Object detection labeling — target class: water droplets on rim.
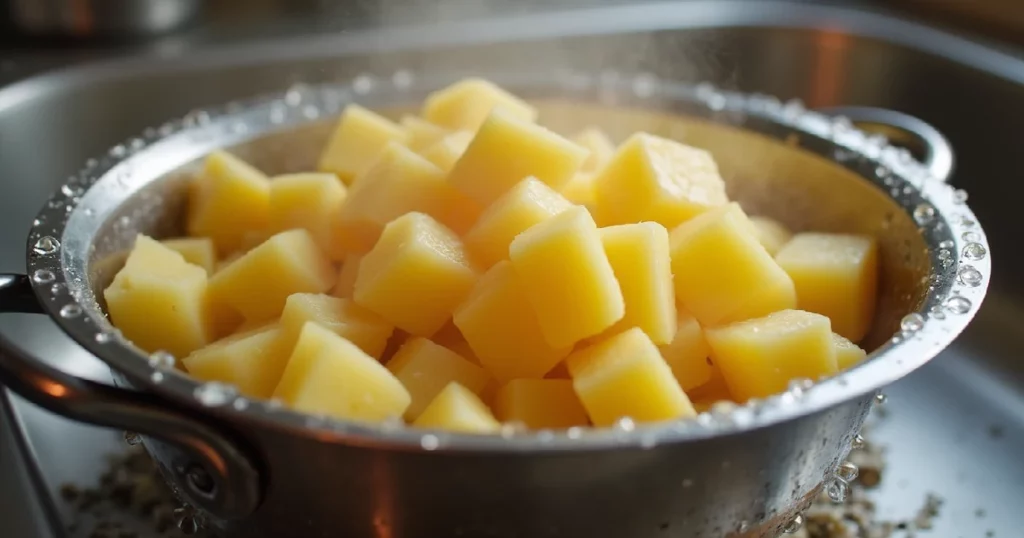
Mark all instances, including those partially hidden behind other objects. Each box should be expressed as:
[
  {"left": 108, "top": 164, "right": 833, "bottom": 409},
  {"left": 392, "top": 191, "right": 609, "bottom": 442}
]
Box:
[
  {"left": 825, "top": 477, "right": 850, "bottom": 503},
  {"left": 963, "top": 242, "right": 987, "bottom": 261},
  {"left": 420, "top": 434, "right": 440, "bottom": 450},
  {"left": 836, "top": 461, "right": 859, "bottom": 481},
  {"left": 945, "top": 295, "right": 972, "bottom": 314},
  {"left": 32, "top": 236, "right": 60, "bottom": 255},
  {"left": 59, "top": 303, "right": 82, "bottom": 319},
  {"left": 783, "top": 514, "right": 804, "bottom": 534},
  {"left": 32, "top": 269, "right": 55, "bottom": 284},
  {"left": 193, "top": 382, "right": 239, "bottom": 407},
  {"left": 899, "top": 313, "right": 926, "bottom": 333},
  {"left": 913, "top": 203, "right": 936, "bottom": 225},
  {"left": 958, "top": 265, "right": 983, "bottom": 287}
]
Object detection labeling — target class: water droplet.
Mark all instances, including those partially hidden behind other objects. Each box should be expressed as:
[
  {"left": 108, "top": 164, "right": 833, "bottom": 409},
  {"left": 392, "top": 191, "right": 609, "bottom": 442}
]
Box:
[
  {"left": 420, "top": 434, "right": 440, "bottom": 450},
  {"left": 49, "top": 282, "right": 64, "bottom": 295},
  {"left": 95, "top": 332, "right": 113, "bottom": 344},
  {"left": 32, "top": 269, "right": 55, "bottom": 284},
  {"left": 536, "top": 430, "right": 556, "bottom": 443},
  {"left": 939, "top": 239, "right": 955, "bottom": 249},
  {"left": 837, "top": 461, "right": 859, "bottom": 481},
  {"left": 352, "top": 75, "right": 374, "bottom": 94},
  {"left": 379, "top": 416, "right": 404, "bottom": 432},
  {"left": 302, "top": 105, "right": 320, "bottom": 120},
  {"left": 851, "top": 434, "right": 865, "bottom": 450},
  {"left": 60, "top": 184, "right": 83, "bottom": 198},
  {"left": 900, "top": 313, "right": 925, "bottom": 332},
  {"left": 109, "top": 145, "right": 127, "bottom": 158},
  {"left": 875, "top": 393, "right": 887, "bottom": 405},
  {"left": 124, "top": 431, "right": 141, "bottom": 446},
  {"left": 737, "top": 520, "right": 750, "bottom": 533},
  {"left": 117, "top": 215, "right": 131, "bottom": 228},
  {"left": 269, "top": 105, "right": 286, "bottom": 124},
  {"left": 499, "top": 422, "right": 525, "bottom": 439},
  {"left": 151, "top": 371, "right": 165, "bottom": 383},
  {"left": 952, "top": 189, "right": 968, "bottom": 204},
  {"left": 929, "top": 305, "right": 946, "bottom": 320},
  {"left": 958, "top": 215, "right": 976, "bottom": 227},
  {"left": 710, "top": 401, "right": 738, "bottom": 416},
  {"left": 391, "top": 70, "right": 413, "bottom": 89},
  {"left": 184, "top": 110, "right": 211, "bottom": 126},
  {"left": 33, "top": 236, "right": 60, "bottom": 255},
  {"left": 59, "top": 304, "right": 82, "bottom": 318},
  {"left": 963, "top": 242, "right": 987, "bottom": 260},
  {"left": 566, "top": 426, "right": 584, "bottom": 440},
  {"left": 193, "top": 382, "right": 238, "bottom": 407},
  {"left": 265, "top": 398, "right": 284, "bottom": 410},
  {"left": 284, "top": 84, "right": 305, "bottom": 106},
  {"left": 913, "top": 204, "right": 935, "bottom": 225},
  {"left": 962, "top": 231, "right": 980, "bottom": 242},
  {"left": 148, "top": 350, "right": 176, "bottom": 369},
  {"left": 614, "top": 416, "right": 636, "bottom": 432},
  {"left": 232, "top": 398, "right": 249, "bottom": 411},
  {"left": 945, "top": 295, "right": 972, "bottom": 314},
  {"left": 826, "top": 478, "right": 849, "bottom": 503},
  {"left": 783, "top": 514, "right": 804, "bottom": 534},
  {"left": 958, "top": 265, "right": 983, "bottom": 287}
]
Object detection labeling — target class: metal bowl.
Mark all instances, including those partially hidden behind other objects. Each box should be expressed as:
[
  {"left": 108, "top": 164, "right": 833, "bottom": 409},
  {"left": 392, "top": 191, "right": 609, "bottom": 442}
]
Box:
[{"left": 0, "top": 71, "right": 990, "bottom": 538}]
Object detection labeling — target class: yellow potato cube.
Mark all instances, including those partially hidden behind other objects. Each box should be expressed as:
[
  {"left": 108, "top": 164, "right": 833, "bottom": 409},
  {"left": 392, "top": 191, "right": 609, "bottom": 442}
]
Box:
[
  {"left": 354, "top": 212, "right": 478, "bottom": 337},
  {"left": 208, "top": 229, "right": 336, "bottom": 323},
  {"left": 380, "top": 330, "right": 410, "bottom": 364},
  {"left": 658, "top": 310, "right": 713, "bottom": 391},
  {"left": 705, "top": 309, "right": 838, "bottom": 402},
  {"left": 463, "top": 177, "right": 573, "bottom": 269},
  {"left": 401, "top": 115, "right": 449, "bottom": 151},
  {"left": 687, "top": 367, "right": 734, "bottom": 404},
  {"left": 186, "top": 150, "right": 271, "bottom": 254},
  {"left": 422, "top": 78, "right": 537, "bottom": 132},
  {"left": 566, "top": 327, "right": 695, "bottom": 426},
  {"left": 669, "top": 203, "right": 796, "bottom": 327},
  {"left": 430, "top": 321, "right": 481, "bottom": 364},
  {"left": 104, "top": 235, "right": 211, "bottom": 358},
  {"left": 331, "top": 254, "right": 362, "bottom": 299},
  {"left": 182, "top": 324, "right": 289, "bottom": 399},
  {"left": 453, "top": 261, "right": 571, "bottom": 381},
  {"left": 749, "top": 216, "right": 792, "bottom": 256},
  {"left": 421, "top": 130, "right": 473, "bottom": 172},
  {"left": 318, "top": 104, "right": 406, "bottom": 184},
  {"left": 509, "top": 206, "right": 624, "bottom": 348},
  {"left": 572, "top": 128, "right": 615, "bottom": 173},
  {"left": 386, "top": 337, "right": 490, "bottom": 420},
  {"left": 448, "top": 110, "right": 588, "bottom": 208},
  {"left": 268, "top": 173, "right": 347, "bottom": 253},
  {"left": 598, "top": 223, "right": 676, "bottom": 345},
  {"left": 561, "top": 173, "right": 596, "bottom": 208},
  {"left": 593, "top": 133, "right": 728, "bottom": 229},
  {"left": 775, "top": 233, "right": 879, "bottom": 343},
  {"left": 413, "top": 381, "right": 501, "bottom": 434},
  {"left": 545, "top": 361, "right": 571, "bottom": 379},
  {"left": 280, "top": 293, "right": 393, "bottom": 359},
  {"left": 833, "top": 333, "right": 868, "bottom": 370},
  {"left": 274, "top": 322, "right": 410, "bottom": 422},
  {"left": 493, "top": 379, "right": 589, "bottom": 429},
  {"left": 161, "top": 237, "right": 216, "bottom": 274}
]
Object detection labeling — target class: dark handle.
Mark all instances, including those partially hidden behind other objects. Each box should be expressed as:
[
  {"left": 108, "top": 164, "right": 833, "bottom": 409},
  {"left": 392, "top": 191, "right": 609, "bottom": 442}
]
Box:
[{"left": 0, "top": 273, "right": 262, "bottom": 520}]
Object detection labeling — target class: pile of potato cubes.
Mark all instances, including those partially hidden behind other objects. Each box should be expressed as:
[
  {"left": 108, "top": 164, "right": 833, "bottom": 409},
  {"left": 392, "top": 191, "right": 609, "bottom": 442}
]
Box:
[{"left": 103, "top": 78, "right": 877, "bottom": 434}]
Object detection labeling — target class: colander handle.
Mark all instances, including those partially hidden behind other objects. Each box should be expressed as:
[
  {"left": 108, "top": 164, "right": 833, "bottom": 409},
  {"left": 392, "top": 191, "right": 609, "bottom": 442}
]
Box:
[{"left": 0, "top": 273, "right": 262, "bottom": 521}]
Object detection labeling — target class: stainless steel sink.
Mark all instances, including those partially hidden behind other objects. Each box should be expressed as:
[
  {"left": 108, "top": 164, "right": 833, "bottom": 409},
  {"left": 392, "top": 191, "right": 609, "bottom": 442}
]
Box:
[{"left": 0, "top": 2, "right": 1022, "bottom": 537}]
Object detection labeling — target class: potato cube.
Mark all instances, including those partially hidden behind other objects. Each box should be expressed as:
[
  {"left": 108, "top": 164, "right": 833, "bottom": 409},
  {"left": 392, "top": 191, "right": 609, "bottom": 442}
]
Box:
[
  {"left": 386, "top": 337, "right": 490, "bottom": 420},
  {"left": 273, "top": 322, "right": 410, "bottom": 422},
  {"left": 593, "top": 133, "right": 728, "bottom": 229},
  {"left": 104, "top": 235, "right": 212, "bottom": 358},
  {"left": 268, "top": 173, "right": 347, "bottom": 253},
  {"left": 354, "top": 212, "right": 478, "bottom": 336},
  {"left": 401, "top": 115, "right": 449, "bottom": 151},
  {"left": 161, "top": 237, "right": 216, "bottom": 274},
  {"left": 775, "top": 233, "right": 879, "bottom": 342},
  {"left": 430, "top": 321, "right": 480, "bottom": 363},
  {"left": 380, "top": 330, "right": 410, "bottom": 364},
  {"left": 545, "top": 361, "right": 571, "bottom": 379},
  {"left": 186, "top": 150, "right": 271, "bottom": 254},
  {"left": 658, "top": 310, "right": 713, "bottom": 391},
  {"left": 598, "top": 223, "right": 676, "bottom": 345},
  {"left": 280, "top": 293, "right": 393, "bottom": 359},
  {"left": 493, "top": 379, "right": 589, "bottom": 429},
  {"left": 318, "top": 104, "right": 406, "bottom": 184},
  {"left": 454, "top": 261, "right": 571, "bottom": 381},
  {"left": 331, "top": 254, "right": 362, "bottom": 299},
  {"left": 422, "top": 78, "right": 537, "bottom": 132},
  {"left": 208, "top": 229, "right": 336, "bottom": 323},
  {"left": 509, "top": 206, "right": 624, "bottom": 348},
  {"left": 705, "top": 309, "right": 838, "bottom": 402},
  {"left": 686, "top": 367, "right": 733, "bottom": 404},
  {"left": 566, "top": 327, "right": 695, "bottom": 426},
  {"left": 421, "top": 130, "right": 473, "bottom": 172},
  {"left": 463, "top": 177, "right": 573, "bottom": 269},
  {"left": 833, "top": 333, "right": 867, "bottom": 370},
  {"left": 182, "top": 324, "right": 289, "bottom": 398},
  {"left": 413, "top": 381, "right": 501, "bottom": 434},
  {"left": 572, "top": 128, "right": 614, "bottom": 173},
  {"left": 749, "top": 216, "right": 792, "bottom": 256},
  {"left": 561, "top": 173, "right": 596, "bottom": 208},
  {"left": 669, "top": 203, "right": 796, "bottom": 326},
  {"left": 448, "top": 110, "right": 588, "bottom": 208}
]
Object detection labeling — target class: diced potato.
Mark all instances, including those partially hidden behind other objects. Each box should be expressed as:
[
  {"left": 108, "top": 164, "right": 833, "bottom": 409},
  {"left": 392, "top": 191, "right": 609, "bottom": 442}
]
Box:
[
  {"left": 658, "top": 310, "right": 713, "bottom": 391},
  {"left": 380, "top": 330, "right": 410, "bottom": 363},
  {"left": 775, "top": 233, "right": 879, "bottom": 343},
  {"left": 704, "top": 309, "right": 838, "bottom": 402},
  {"left": 104, "top": 235, "right": 211, "bottom": 358},
  {"left": 205, "top": 295, "right": 245, "bottom": 341},
  {"left": 749, "top": 216, "right": 792, "bottom": 256},
  {"left": 280, "top": 293, "right": 393, "bottom": 359},
  {"left": 833, "top": 333, "right": 867, "bottom": 370},
  {"left": 448, "top": 110, "right": 588, "bottom": 208},
  {"left": 268, "top": 173, "right": 347, "bottom": 253},
  {"left": 598, "top": 223, "right": 676, "bottom": 345},
  {"left": 187, "top": 150, "right": 271, "bottom": 254},
  {"left": 453, "top": 261, "right": 571, "bottom": 381},
  {"left": 161, "top": 237, "right": 216, "bottom": 274},
  {"left": 572, "top": 128, "right": 614, "bottom": 173},
  {"left": 669, "top": 203, "right": 796, "bottom": 326},
  {"left": 274, "top": 322, "right": 411, "bottom": 422},
  {"left": 463, "top": 177, "right": 573, "bottom": 269},
  {"left": 687, "top": 367, "right": 734, "bottom": 404},
  {"left": 318, "top": 104, "right": 406, "bottom": 184},
  {"left": 182, "top": 324, "right": 288, "bottom": 398},
  {"left": 413, "top": 381, "right": 501, "bottom": 433},
  {"left": 566, "top": 327, "right": 695, "bottom": 426},
  {"left": 493, "top": 379, "right": 589, "bottom": 429},
  {"left": 331, "top": 254, "right": 362, "bottom": 299},
  {"left": 401, "top": 115, "right": 449, "bottom": 151},
  {"left": 431, "top": 321, "right": 480, "bottom": 364},
  {"left": 214, "top": 250, "right": 244, "bottom": 274},
  {"left": 208, "top": 229, "right": 336, "bottom": 323},
  {"left": 561, "top": 173, "right": 596, "bottom": 209},
  {"left": 592, "top": 133, "right": 728, "bottom": 229},
  {"left": 386, "top": 337, "right": 490, "bottom": 420},
  {"left": 421, "top": 130, "right": 473, "bottom": 172},
  {"left": 422, "top": 78, "right": 537, "bottom": 132},
  {"left": 354, "top": 212, "right": 478, "bottom": 337},
  {"left": 509, "top": 206, "right": 624, "bottom": 348},
  {"left": 545, "top": 361, "right": 571, "bottom": 379}
]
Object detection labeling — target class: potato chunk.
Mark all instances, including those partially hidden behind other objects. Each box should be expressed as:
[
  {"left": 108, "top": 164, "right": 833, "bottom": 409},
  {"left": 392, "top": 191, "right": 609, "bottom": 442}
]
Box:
[
  {"left": 354, "top": 212, "right": 478, "bottom": 337},
  {"left": 705, "top": 309, "right": 838, "bottom": 402},
  {"left": 387, "top": 337, "right": 490, "bottom": 420},
  {"left": 413, "top": 381, "right": 501, "bottom": 433},
  {"left": 567, "top": 327, "right": 695, "bottom": 426},
  {"left": 401, "top": 115, "right": 449, "bottom": 151},
  {"left": 592, "top": 133, "right": 728, "bottom": 229},
  {"left": 463, "top": 177, "right": 573, "bottom": 269},
  {"left": 161, "top": 237, "right": 216, "bottom": 274},
  {"left": 598, "top": 222, "right": 676, "bottom": 345},
  {"left": 104, "top": 235, "right": 212, "bottom": 358},
  {"left": 669, "top": 203, "right": 796, "bottom": 326},
  {"left": 422, "top": 78, "right": 537, "bottom": 132},
  {"left": 833, "top": 333, "right": 868, "bottom": 370},
  {"left": 658, "top": 310, "right": 713, "bottom": 391},
  {"left": 453, "top": 261, "right": 571, "bottom": 381},
  {"left": 572, "top": 128, "right": 615, "bottom": 174},
  {"left": 775, "top": 233, "right": 879, "bottom": 342},
  {"left": 448, "top": 110, "right": 588, "bottom": 208},
  {"left": 186, "top": 150, "right": 271, "bottom": 254},
  {"left": 509, "top": 206, "right": 624, "bottom": 348},
  {"left": 268, "top": 173, "right": 347, "bottom": 253},
  {"left": 280, "top": 293, "right": 393, "bottom": 359},
  {"left": 182, "top": 324, "right": 288, "bottom": 398},
  {"left": 331, "top": 254, "right": 362, "bottom": 299},
  {"left": 749, "top": 216, "right": 792, "bottom": 256},
  {"left": 208, "top": 229, "right": 336, "bottom": 323},
  {"left": 318, "top": 104, "right": 406, "bottom": 184},
  {"left": 493, "top": 379, "right": 589, "bottom": 429},
  {"left": 421, "top": 130, "right": 473, "bottom": 173}
]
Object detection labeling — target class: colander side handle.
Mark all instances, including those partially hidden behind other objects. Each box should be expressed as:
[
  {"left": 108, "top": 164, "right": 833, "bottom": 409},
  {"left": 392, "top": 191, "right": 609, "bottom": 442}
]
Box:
[{"left": 0, "top": 273, "right": 263, "bottom": 521}]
